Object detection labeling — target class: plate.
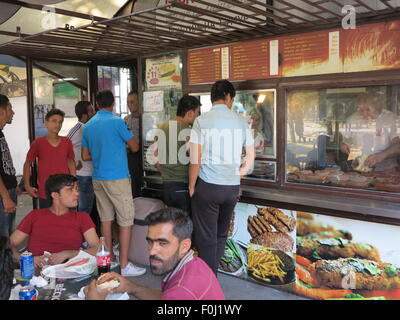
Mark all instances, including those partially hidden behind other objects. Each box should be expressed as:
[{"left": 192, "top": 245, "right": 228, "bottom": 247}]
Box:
[{"left": 247, "top": 250, "right": 295, "bottom": 286}]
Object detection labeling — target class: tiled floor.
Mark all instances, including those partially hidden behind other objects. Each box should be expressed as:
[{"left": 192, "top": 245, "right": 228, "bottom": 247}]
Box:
[{"left": 15, "top": 194, "right": 307, "bottom": 300}]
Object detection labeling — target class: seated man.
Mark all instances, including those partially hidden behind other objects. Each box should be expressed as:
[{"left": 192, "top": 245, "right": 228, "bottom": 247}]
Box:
[
  {"left": 85, "top": 207, "right": 225, "bottom": 300},
  {"left": 10, "top": 174, "right": 99, "bottom": 268}
]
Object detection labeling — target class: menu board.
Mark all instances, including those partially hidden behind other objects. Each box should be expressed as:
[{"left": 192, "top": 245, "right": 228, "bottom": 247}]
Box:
[
  {"left": 230, "top": 39, "right": 276, "bottom": 81},
  {"left": 281, "top": 30, "right": 341, "bottom": 77},
  {"left": 342, "top": 20, "right": 400, "bottom": 73},
  {"left": 188, "top": 46, "right": 229, "bottom": 84}
]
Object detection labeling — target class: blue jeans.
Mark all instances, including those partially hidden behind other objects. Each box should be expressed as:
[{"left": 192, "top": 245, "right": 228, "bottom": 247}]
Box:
[
  {"left": 77, "top": 176, "right": 94, "bottom": 214},
  {"left": 0, "top": 188, "right": 17, "bottom": 236}
]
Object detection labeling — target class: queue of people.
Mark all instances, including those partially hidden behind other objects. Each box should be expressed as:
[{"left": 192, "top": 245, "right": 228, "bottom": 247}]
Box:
[{"left": 0, "top": 79, "right": 255, "bottom": 300}]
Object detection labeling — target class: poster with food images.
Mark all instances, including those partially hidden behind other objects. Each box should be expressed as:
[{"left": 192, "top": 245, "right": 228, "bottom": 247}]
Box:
[
  {"left": 295, "top": 212, "right": 400, "bottom": 300},
  {"left": 145, "top": 55, "right": 181, "bottom": 90},
  {"left": 219, "top": 203, "right": 296, "bottom": 293}
]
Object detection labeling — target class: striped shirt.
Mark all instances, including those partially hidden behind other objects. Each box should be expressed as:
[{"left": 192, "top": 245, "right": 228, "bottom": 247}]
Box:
[{"left": 67, "top": 122, "right": 93, "bottom": 176}]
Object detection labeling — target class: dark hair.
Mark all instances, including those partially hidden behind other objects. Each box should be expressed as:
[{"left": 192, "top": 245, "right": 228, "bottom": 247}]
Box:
[
  {"left": 75, "top": 101, "right": 92, "bottom": 120},
  {"left": 45, "top": 174, "right": 77, "bottom": 205},
  {"left": 0, "top": 94, "right": 10, "bottom": 110},
  {"left": 144, "top": 207, "right": 192, "bottom": 242},
  {"left": 210, "top": 80, "right": 235, "bottom": 103},
  {"left": 128, "top": 91, "right": 138, "bottom": 96},
  {"left": 45, "top": 108, "right": 65, "bottom": 121},
  {"left": 96, "top": 90, "right": 115, "bottom": 109},
  {"left": 176, "top": 95, "right": 201, "bottom": 117},
  {"left": 0, "top": 236, "right": 14, "bottom": 300}
]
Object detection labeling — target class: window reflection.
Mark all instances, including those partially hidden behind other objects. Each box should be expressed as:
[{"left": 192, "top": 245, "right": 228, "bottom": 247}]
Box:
[{"left": 286, "top": 86, "right": 400, "bottom": 192}]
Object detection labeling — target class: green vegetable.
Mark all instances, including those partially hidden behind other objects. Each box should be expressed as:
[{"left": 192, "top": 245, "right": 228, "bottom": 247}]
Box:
[
  {"left": 296, "top": 236, "right": 304, "bottom": 247},
  {"left": 358, "top": 244, "right": 372, "bottom": 250},
  {"left": 347, "top": 259, "right": 381, "bottom": 276},
  {"left": 312, "top": 246, "right": 323, "bottom": 260},
  {"left": 384, "top": 265, "right": 398, "bottom": 278},
  {"left": 328, "top": 296, "right": 386, "bottom": 300},
  {"left": 345, "top": 293, "right": 364, "bottom": 299},
  {"left": 364, "top": 262, "right": 381, "bottom": 276}
]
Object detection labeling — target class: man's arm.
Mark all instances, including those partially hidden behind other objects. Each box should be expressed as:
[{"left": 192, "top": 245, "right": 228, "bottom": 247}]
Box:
[
  {"left": 82, "top": 228, "right": 100, "bottom": 257},
  {"left": 239, "top": 144, "right": 255, "bottom": 178},
  {"left": 188, "top": 143, "right": 202, "bottom": 197},
  {"left": 0, "top": 176, "right": 16, "bottom": 213},
  {"left": 81, "top": 147, "right": 92, "bottom": 161},
  {"left": 23, "top": 159, "right": 38, "bottom": 198},
  {"left": 10, "top": 230, "right": 29, "bottom": 262},
  {"left": 127, "top": 136, "right": 139, "bottom": 153},
  {"left": 364, "top": 138, "right": 400, "bottom": 168},
  {"left": 67, "top": 158, "right": 76, "bottom": 176}
]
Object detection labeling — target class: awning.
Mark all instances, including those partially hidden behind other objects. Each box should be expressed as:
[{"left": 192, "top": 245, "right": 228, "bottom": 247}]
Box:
[{"left": 0, "top": 0, "right": 399, "bottom": 62}]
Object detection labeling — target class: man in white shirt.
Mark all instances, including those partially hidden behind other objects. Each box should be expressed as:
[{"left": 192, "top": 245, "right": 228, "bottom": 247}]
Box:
[
  {"left": 67, "top": 101, "right": 95, "bottom": 213},
  {"left": 341, "top": 92, "right": 400, "bottom": 171}
]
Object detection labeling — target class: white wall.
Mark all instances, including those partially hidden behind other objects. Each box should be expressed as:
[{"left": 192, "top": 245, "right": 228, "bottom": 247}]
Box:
[{"left": 4, "top": 96, "right": 30, "bottom": 176}]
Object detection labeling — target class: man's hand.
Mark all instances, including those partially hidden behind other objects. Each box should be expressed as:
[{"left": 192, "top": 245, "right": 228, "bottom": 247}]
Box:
[
  {"left": 84, "top": 280, "right": 109, "bottom": 300},
  {"left": 364, "top": 152, "right": 386, "bottom": 168},
  {"left": 48, "top": 251, "right": 77, "bottom": 265},
  {"left": 188, "top": 185, "right": 195, "bottom": 198},
  {"left": 76, "top": 160, "right": 83, "bottom": 171},
  {"left": 25, "top": 185, "right": 39, "bottom": 198},
  {"left": 340, "top": 142, "right": 351, "bottom": 155},
  {"left": 96, "top": 272, "right": 133, "bottom": 294},
  {"left": 2, "top": 196, "right": 16, "bottom": 213},
  {"left": 34, "top": 254, "right": 51, "bottom": 269}
]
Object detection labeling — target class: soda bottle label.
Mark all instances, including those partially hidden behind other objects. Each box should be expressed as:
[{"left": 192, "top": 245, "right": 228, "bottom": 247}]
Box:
[{"left": 96, "top": 255, "right": 111, "bottom": 267}]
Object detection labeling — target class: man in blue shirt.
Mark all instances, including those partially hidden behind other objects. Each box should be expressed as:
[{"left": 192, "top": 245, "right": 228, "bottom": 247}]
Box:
[
  {"left": 82, "top": 90, "right": 145, "bottom": 277},
  {"left": 189, "top": 80, "right": 255, "bottom": 274}
]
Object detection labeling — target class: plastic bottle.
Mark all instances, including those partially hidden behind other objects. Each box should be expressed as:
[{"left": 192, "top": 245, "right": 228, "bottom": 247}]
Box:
[{"left": 96, "top": 237, "right": 111, "bottom": 276}]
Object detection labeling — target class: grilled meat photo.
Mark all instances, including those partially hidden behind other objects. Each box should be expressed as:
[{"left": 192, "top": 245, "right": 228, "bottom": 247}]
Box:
[
  {"left": 250, "top": 232, "right": 294, "bottom": 252},
  {"left": 297, "top": 219, "right": 352, "bottom": 239},
  {"left": 310, "top": 258, "right": 400, "bottom": 290},
  {"left": 297, "top": 237, "right": 380, "bottom": 262},
  {"left": 258, "top": 207, "right": 296, "bottom": 233}
]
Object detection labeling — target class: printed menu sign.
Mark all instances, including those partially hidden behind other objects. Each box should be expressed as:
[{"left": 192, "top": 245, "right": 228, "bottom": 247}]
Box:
[
  {"left": 281, "top": 30, "right": 341, "bottom": 77},
  {"left": 145, "top": 55, "right": 181, "bottom": 90},
  {"left": 188, "top": 46, "right": 229, "bottom": 84},
  {"left": 230, "top": 39, "right": 279, "bottom": 81}
]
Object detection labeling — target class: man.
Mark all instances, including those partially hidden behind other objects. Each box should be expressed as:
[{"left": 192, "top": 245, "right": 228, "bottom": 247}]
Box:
[
  {"left": 10, "top": 174, "right": 99, "bottom": 267},
  {"left": 124, "top": 91, "right": 143, "bottom": 198},
  {"left": 82, "top": 90, "right": 146, "bottom": 277},
  {"left": 189, "top": 80, "right": 255, "bottom": 274},
  {"left": 24, "top": 108, "right": 76, "bottom": 208},
  {"left": 84, "top": 207, "right": 225, "bottom": 300},
  {"left": 67, "top": 101, "right": 96, "bottom": 214},
  {"left": 0, "top": 94, "right": 17, "bottom": 237},
  {"left": 341, "top": 92, "right": 400, "bottom": 171},
  {"left": 156, "top": 95, "right": 201, "bottom": 213}
]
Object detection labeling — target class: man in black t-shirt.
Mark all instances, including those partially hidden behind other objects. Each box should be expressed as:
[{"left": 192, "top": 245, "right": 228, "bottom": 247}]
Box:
[{"left": 0, "top": 94, "right": 17, "bottom": 237}]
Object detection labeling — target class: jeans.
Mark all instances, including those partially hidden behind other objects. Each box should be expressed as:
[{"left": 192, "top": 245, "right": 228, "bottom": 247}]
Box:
[
  {"left": 77, "top": 176, "right": 94, "bottom": 214},
  {"left": 162, "top": 182, "right": 191, "bottom": 214},
  {"left": 0, "top": 189, "right": 17, "bottom": 236}
]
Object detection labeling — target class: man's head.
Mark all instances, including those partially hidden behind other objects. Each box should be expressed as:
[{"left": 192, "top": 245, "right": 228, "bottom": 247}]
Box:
[
  {"left": 176, "top": 95, "right": 201, "bottom": 125},
  {"left": 45, "top": 108, "right": 65, "bottom": 135},
  {"left": 45, "top": 174, "right": 78, "bottom": 208},
  {"left": 356, "top": 93, "right": 383, "bottom": 120},
  {"left": 0, "top": 94, "right": 15, "bottom": 128},
  {"left": 210, "top": 80, "right": 235, "bottom": 108},
  {"left": 96, "top": 90, "right": 115, "bottom": 110},
  {"left": 144, "top": 207, "right": 192, "bottom": 276},
  {"left": 75, "top": 101, "right": 95, "bottom": 123},
  {"left": 127, "top": 91, "right": 140, "bottom": 118}
]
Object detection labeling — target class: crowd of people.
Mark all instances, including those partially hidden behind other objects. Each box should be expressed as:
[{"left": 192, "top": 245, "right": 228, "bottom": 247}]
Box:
[{"left": 0, "top": 79, "right": 255, "bottom": 300}]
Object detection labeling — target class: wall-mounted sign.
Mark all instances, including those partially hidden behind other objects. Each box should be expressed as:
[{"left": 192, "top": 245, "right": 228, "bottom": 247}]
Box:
[
  {"left": 145, "top": 55, "right": 181, "bottom": 90},
  {"left": 143, "top": 90, "right": 164, "bottom": 112}
]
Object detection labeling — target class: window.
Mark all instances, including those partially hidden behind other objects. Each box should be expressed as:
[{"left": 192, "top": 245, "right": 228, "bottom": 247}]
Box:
[{"left": 286, "top": 85, "right": 400, "bottom": 192}]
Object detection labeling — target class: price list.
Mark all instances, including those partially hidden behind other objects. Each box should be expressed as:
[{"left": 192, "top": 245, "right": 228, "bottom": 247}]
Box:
[
  {"left": 230, "top": 39, "right": 270, "bottom": 81},
  {"left": 188, "top": 47, "right": 225, "bottom": 84}
]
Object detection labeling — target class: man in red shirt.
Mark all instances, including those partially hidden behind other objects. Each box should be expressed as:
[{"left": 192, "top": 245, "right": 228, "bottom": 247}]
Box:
[
  {"left": 85, "top": 207, "right": 225, "bottom": 300},
  {"left": 23, "top": 109, "right": 76, "bottom": 209},
  {"left": 10, "top": 174, "right": 99, "bottom": 267}
]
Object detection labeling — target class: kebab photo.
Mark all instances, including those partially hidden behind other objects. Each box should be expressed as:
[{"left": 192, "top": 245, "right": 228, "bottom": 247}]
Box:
[{"left": 295, "top": 213, "right": 400, "bottom": 300}]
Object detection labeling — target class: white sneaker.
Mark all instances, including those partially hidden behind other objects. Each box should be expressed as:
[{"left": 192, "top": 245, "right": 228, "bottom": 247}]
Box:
[{"left": 121, "top": 262, "right": 146, "bottom": 277}]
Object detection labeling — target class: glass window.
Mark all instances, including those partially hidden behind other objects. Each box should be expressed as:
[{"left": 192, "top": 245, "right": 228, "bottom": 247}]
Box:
[{"left": 286, "top": 85, "right": 400, "bottom": 192}]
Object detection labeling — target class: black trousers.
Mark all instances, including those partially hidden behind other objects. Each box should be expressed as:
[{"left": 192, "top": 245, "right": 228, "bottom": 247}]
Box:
[
  {"left": 162, "top": 182, "right": 191, "bottom": 215},
  {"left": 127, "top": 150, "right": 143, "bottom": 198},
  {"left": 191, "top": 178, "right": 240, "bottom": 274}
]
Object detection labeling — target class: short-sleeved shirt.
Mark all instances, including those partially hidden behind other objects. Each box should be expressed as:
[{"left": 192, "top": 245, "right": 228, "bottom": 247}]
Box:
[
  {"left": 17, "top": 209, "right": 95, "bottom": 256},
  {"left": 67, "top": 122, "right": 93, "bottom": 177},
  {"left": 0, "top": 130, "right": 17, "bottom": 189},
  {"left": 26, "top": 137, "right": 75, "bottom": 199},
  {"left": 82, "top": 110, "right": 133, "bottom": 181},
  {"left": 190, "top": 104, "right": 254, "bottom": 185},
  {"left": 161, "top": 256, "right": 225, "bottom": 300},
  {"left": 157, "top": 121, "right": 191, "bottom": 183}
]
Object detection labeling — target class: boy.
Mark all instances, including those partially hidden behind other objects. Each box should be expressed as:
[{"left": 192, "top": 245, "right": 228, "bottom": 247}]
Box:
[{"left": 24, "top": 109, "right": 76, "bottom": 209}]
